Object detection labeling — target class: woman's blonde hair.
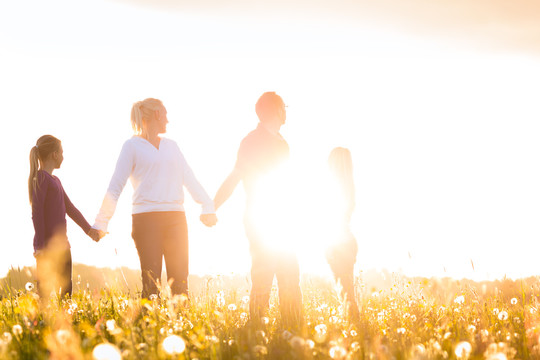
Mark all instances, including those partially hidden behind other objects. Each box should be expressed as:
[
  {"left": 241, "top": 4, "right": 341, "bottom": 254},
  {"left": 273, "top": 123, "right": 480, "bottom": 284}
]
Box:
[
  {"left": 328, "top": 147, "right": 355, "bottom": 212},
  {"left": 130, "top": 98, "right": 164, "bottom": 135},
  {"left": 29, "top": 135, "right": 61, "bottom": 205}
]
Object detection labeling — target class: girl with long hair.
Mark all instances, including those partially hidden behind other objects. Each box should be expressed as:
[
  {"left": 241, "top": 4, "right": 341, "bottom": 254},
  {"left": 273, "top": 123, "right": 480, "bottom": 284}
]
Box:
[
  {"left": 93, "top": 98, "right": 217, "bottom": 298},
  {"left": 29, "top": 135, "right": 99, "bottom": 298},
  {"left": 325, "top": 147, "right": 360, "bottom": 319}
]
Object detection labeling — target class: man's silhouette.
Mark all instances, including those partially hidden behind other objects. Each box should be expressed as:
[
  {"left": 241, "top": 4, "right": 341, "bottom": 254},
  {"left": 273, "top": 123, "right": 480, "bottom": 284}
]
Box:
[{"left": 214, "top": 92, "right": 302, "bottom": 327}]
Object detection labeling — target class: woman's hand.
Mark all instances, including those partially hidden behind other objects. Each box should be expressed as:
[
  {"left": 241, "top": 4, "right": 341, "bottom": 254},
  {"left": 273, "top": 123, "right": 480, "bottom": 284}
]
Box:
[{"left": 200, "top": 214, "right": 218, "bottom": 227}]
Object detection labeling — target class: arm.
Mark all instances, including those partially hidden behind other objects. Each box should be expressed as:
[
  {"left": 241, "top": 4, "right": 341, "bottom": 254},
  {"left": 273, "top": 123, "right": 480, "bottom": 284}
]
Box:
[
  {"left": 31, "top": 173, "right": 48, "bottom": 254},
  {"left": 64, "top": 190, "right": 92, "bottom": 234},
  {"left": 93, "top": 141, "right": 134, "bottom": 233},
  {"left": 180, "top": 152, "right": 215, "bottom": 215},
  {"left": 213, "top": 167, "right": 242, "bottom": 211}
]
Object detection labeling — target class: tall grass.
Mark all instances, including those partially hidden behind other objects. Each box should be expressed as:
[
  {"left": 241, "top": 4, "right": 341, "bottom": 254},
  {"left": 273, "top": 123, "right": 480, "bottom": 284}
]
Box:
[{"left": 1, "top": 270, "right": 540, "bottom": 359}]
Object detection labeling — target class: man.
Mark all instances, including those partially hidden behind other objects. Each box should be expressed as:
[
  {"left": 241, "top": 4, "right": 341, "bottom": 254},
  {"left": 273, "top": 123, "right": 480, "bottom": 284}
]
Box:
[{"left": 214, "top": 92, "right": 302, "bottom": 327}]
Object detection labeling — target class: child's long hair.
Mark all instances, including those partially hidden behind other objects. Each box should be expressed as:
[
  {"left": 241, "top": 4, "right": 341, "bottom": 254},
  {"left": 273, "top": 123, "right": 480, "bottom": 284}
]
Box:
[
  {"left": 29, "top": 135, "right": 61, "bottom": 205},
  {"left": 328, "top": 147, "right": 355, "bottom": 215},
  {"left": 130, "top": 98, "right": 164, "bottom": 135}
]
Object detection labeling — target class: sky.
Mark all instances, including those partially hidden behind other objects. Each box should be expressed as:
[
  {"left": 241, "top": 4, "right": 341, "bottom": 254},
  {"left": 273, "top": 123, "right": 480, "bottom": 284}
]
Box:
[{"left": 1, "top": 0, "right": 540, "bottom": 281}]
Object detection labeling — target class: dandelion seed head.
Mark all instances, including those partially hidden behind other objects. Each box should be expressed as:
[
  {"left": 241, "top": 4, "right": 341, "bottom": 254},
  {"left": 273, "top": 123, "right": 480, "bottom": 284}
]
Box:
[
  {"left": 454, "top": 341, "right": 472, "bottom": 359},
  {"left": 92, "top": 343, "right": 122, "bottom": 360},
  {"left": 350, "top": 330, "right": 357, "bottom": 337},
  {"left": 261, "top": 317, "right": 270, "bottom": 325},
  {"left": 397, "top": 327, "right": 406, "bottom": 335},
  {"left": 510, "top": 298, "right": 518, "bottom": 305},
  {"left": 242, "top": 296, "right": 250, "bottom": 304},
  {"left": 290, "top": 336, "right": 305, "bottom": 349},
  {"left": 410, "top": 315, "right": 417, "bottom": 322},
  {"left": 329, "top": 345, "right": 347, "bottom": 359},
  {"left": 493, "top": 308, "right": 500, "bottom": 315},
  {"left": 282, "top": 330, "right": 293, "bottom": 341},
  {"left": 2, "top": 332, "right": 12, "bottom": 343},
  {"left": 498, "top": 311, "right": 508, "bottom": 321},
  {"left": 350, "top": 342, "right": 360, "bottom": 352},
  {"left": 149, "top": 294, "right": 158, "bottom": 301},
  {"left": 25, "top": 282, "right": 34, "bottom": 291},
  {"left": 253, "top": 345, "right": 267, "bottom": 355},
  {"left": 306, "top": 339, "right": 315, "bottom": 349},
  {"left": 454, "top": 295, "right": 465, "bottom": 305},
  {"left": 486, "top": 353, "right": 507, "bottom": 360},
  {"left": 12, "top": 325, "right": 22, "bottom": 336},
  {"left": 55, "top": 329, "right": 70, "bottom": 345},
  {"left": 162, "top": 335, "right": 186, "bottom": 355},
  {"left": 468, "top": 325, "right": 476, "bottom": 333},
  {"left": 227, "top": 304, "right": 237, "bottom": 311}
]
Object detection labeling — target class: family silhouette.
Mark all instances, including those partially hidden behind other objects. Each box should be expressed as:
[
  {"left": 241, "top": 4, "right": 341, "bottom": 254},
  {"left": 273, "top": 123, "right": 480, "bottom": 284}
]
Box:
[{"left": 28, "top": 92, "right": 359, "bottom": 322}]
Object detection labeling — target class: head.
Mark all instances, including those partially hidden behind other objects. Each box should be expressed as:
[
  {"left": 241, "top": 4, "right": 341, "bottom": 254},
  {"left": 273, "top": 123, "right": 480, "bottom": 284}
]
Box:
[
  {"left": 255, "top": 92, "right": 286, "bottom": 126},
  {"left": 130, "top": 98, "right": 168, "bottom": 135},
  {"left": 28, "top": 135, "right": 63, "bottom": 204}
]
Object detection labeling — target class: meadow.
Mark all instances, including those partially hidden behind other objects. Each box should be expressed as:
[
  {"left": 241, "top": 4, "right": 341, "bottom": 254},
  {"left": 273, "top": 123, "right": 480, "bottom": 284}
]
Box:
[{"left": 1, "top": 266, "right": 540, "bottom": 359}]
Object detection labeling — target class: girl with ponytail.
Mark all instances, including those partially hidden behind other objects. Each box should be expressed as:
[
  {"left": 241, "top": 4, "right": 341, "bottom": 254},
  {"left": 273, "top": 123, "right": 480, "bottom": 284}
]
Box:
[
  {"left": 29, "top": 135, "right": 100, "bottom": 298},
  {"left": 93, "top": 98, "right": 217, "bottom": 298}
]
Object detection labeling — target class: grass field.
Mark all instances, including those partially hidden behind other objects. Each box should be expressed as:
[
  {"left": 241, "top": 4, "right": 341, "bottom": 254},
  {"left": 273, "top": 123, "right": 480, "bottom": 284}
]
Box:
[{"left": 1, "top": 268, "right": 540, "bottom": 359}]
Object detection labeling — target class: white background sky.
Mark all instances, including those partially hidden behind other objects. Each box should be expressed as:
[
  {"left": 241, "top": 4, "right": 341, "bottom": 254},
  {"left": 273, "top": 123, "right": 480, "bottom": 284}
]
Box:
[{"left": 1, "top": 0, "right": 539, "bottom": 281}]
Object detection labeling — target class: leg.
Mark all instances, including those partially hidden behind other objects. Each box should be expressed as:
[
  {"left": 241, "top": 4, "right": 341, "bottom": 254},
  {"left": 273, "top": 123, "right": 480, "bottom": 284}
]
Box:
[
  {"left": 132, "top": 213, "right": 164, "bottom": 298},
  {"left": 275, "top": 251, "right": 303, "bottom": 328},
  {"left": 59, "top": 248, "right": 73, "bottom": 298},
  {"left": 249, "top": 249, "right": 275, "bottom": 322},
  {"left": 162, "top": 212, "right": 189, "bottom": 296}
]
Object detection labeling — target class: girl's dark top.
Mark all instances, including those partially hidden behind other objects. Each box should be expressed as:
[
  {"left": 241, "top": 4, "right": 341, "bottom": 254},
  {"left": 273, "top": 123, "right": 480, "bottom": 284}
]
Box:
[{"left": 32, "top": 170, "right": 91, "bottom": 252}]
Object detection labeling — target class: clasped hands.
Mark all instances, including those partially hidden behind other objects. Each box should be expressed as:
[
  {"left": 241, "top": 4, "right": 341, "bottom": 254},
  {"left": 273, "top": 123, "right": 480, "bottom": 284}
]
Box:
[
  {"left": 200, "top": 213, "right": 217, "bottom": 227},
  {"left": 87, "top": 228, "right": 107, "bottom": 242}
]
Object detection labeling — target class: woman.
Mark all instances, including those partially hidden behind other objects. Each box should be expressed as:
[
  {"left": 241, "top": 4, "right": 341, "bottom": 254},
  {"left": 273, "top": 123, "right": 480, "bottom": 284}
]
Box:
[
  {"left": 93, "top": 98, "right": 217, "bottom": 298},
  {"left": 29, "top": 135, "right": 99, "bottom": 298},
  {"left": 325, "top": 147, "right": 359, "bottom": 319}
]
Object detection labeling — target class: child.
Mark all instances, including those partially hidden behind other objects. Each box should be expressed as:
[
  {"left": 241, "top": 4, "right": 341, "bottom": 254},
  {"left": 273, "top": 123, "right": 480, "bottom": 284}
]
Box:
[
  {"left": 325, "top": 147, "right": 360, "bottom": 319},
  {"left": 29, "top": 135, "right": 99, "bottom": 298}
]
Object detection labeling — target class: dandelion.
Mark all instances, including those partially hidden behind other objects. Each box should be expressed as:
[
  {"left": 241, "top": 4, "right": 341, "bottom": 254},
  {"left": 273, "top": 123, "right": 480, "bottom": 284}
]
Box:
[
  {"left": 55, "top": 329, "right": 70, "bottom": 345},
  {"left": 162, "top": 335, "right": 186, "bottom": 355},
  {"left": 493, "top": 308, "right": 500, "bottom": 315},
  {"left": 306, "top": 339, "right": 315, "bottom": 349},
  {"left": 242, "top": 295, "right": 250, "bottom": 304},
  {"left": 410, "top": 314, "right": 417, "bottom": 322},
  {"left": 253, "top": 345, "right": 268, "bottom": 355},
  {"left": 486, "top": 353, "right": 507, "bottom": 360},
  {"left": 25, "top": 282, "right": 34, "bottom": 291},
  {"left": 227, "top": 303, "right": 237, "bottom": 311},
  {"left": 454, "top": 341, "right": 472, "bottom": 359},
  {"left": 454, "top": 295, "right": 465, "bottom": 304},
  {"left": 2, "top": 332, "right": 12, "bottom": 343},
  {"left": 468, "top": 325, "right": 476, "bottom": 333},
  {"left": 350, "top": 342, "right": 360, "bottom": 352},
  {"left": 12, "top": 325, "right": 22, "bottom": 337},
  {"left": 314, "top": 324, "right": 328, "bottom": 343},
  {"left": 350, "top": 330, "right": 357, "bottom": 337},
  {"left": 149, "top": 294, "right": 158, "bottom": 301},
  {"left": 282, "top": 330, "right": 293, "bottom": 341},
  {"left": 92, "top": 343, "right": 122, "bottom": 360},
  {"left": 510, "top": 298, "right": 518, "bottom": 305},
  {"left": 397, "top": 327, "right": 406, "bottom": 335},
  {"left": 216, "top": 291, "right": 225, "bottom": 307},
  {"left": 329, "top": 345, "right": 347, "bottom": 359},
  {"left": 261, "top": 317, "right": 270, "bottom": 325},
  {"left": 290, "top": 336, "right": 305, "bottom": 349},
  {"left": 498, "top": 311, "right": 508, "bottom": 321}
]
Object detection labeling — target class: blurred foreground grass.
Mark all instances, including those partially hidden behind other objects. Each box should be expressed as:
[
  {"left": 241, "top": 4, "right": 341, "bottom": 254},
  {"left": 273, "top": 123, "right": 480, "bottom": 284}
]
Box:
[{"left": 2, "top": 266, "right": 540, "bottom": 359}]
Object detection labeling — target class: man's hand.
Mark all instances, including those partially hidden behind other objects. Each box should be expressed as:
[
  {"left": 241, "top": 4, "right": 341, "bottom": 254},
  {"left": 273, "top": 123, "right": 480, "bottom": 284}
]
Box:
[{"left": 200, "top": 213, "right": 218, "bottom": 227}]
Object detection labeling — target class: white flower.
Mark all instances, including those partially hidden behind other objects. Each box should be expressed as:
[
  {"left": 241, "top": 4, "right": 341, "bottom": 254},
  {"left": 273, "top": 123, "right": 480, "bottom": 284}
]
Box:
[
  {"left": 454, "top": 295, "right": 465, "bottom": 305},
  {"left": 11, "top": 325, "right": 22, "bottom": 336},
  {"left": 510, "top": 298, "right": 518, "bottom": 305},
  {"left": 329, "top": 345, "right": 347, "bottom": 359},
  {"left": 454, "top": 341, "right": 472, "bottom": 359},
  {"left": 162, "top": 335, "right": 185, "bottom": 355},
  {"left": 498, "top": 311, "right": 508, "bottom": 321},
  {"left": 92, "top": 343, "right": 122, "bottom": 360},
  {"left": 25, "top": 282, "right": 34, "bottom": 291},
  {"left": 227, "top": 304, "right": 237, "bottom": 311}
]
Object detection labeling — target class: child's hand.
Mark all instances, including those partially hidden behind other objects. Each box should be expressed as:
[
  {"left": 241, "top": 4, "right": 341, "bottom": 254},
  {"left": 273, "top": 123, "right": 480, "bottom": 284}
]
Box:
[{"left": 88, "top": 228, "right": 106, "bottom": 242}]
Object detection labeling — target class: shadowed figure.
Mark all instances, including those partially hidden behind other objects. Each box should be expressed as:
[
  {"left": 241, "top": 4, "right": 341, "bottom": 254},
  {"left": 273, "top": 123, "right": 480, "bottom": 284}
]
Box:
[
  {"left": 92, "top": 98, "right": 217, "bottom": 298},
  {"left": 214, "top": 92, "right": 302, "bottom": 328},
  {"left": 28, "top": 135, "right": 99, "bottom": 298},
  {"left": 325, "top": 147, "right": 360, "bottom": 320}
]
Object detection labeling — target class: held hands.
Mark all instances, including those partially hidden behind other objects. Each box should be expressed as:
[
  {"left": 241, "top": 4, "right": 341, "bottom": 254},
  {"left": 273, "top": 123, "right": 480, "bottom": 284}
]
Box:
[
  {"left": 200, "top": 213, "right": 218, "bottom": 227},
  {"left": 88, "top": 228, "right": 107, "bottom": 242}
]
